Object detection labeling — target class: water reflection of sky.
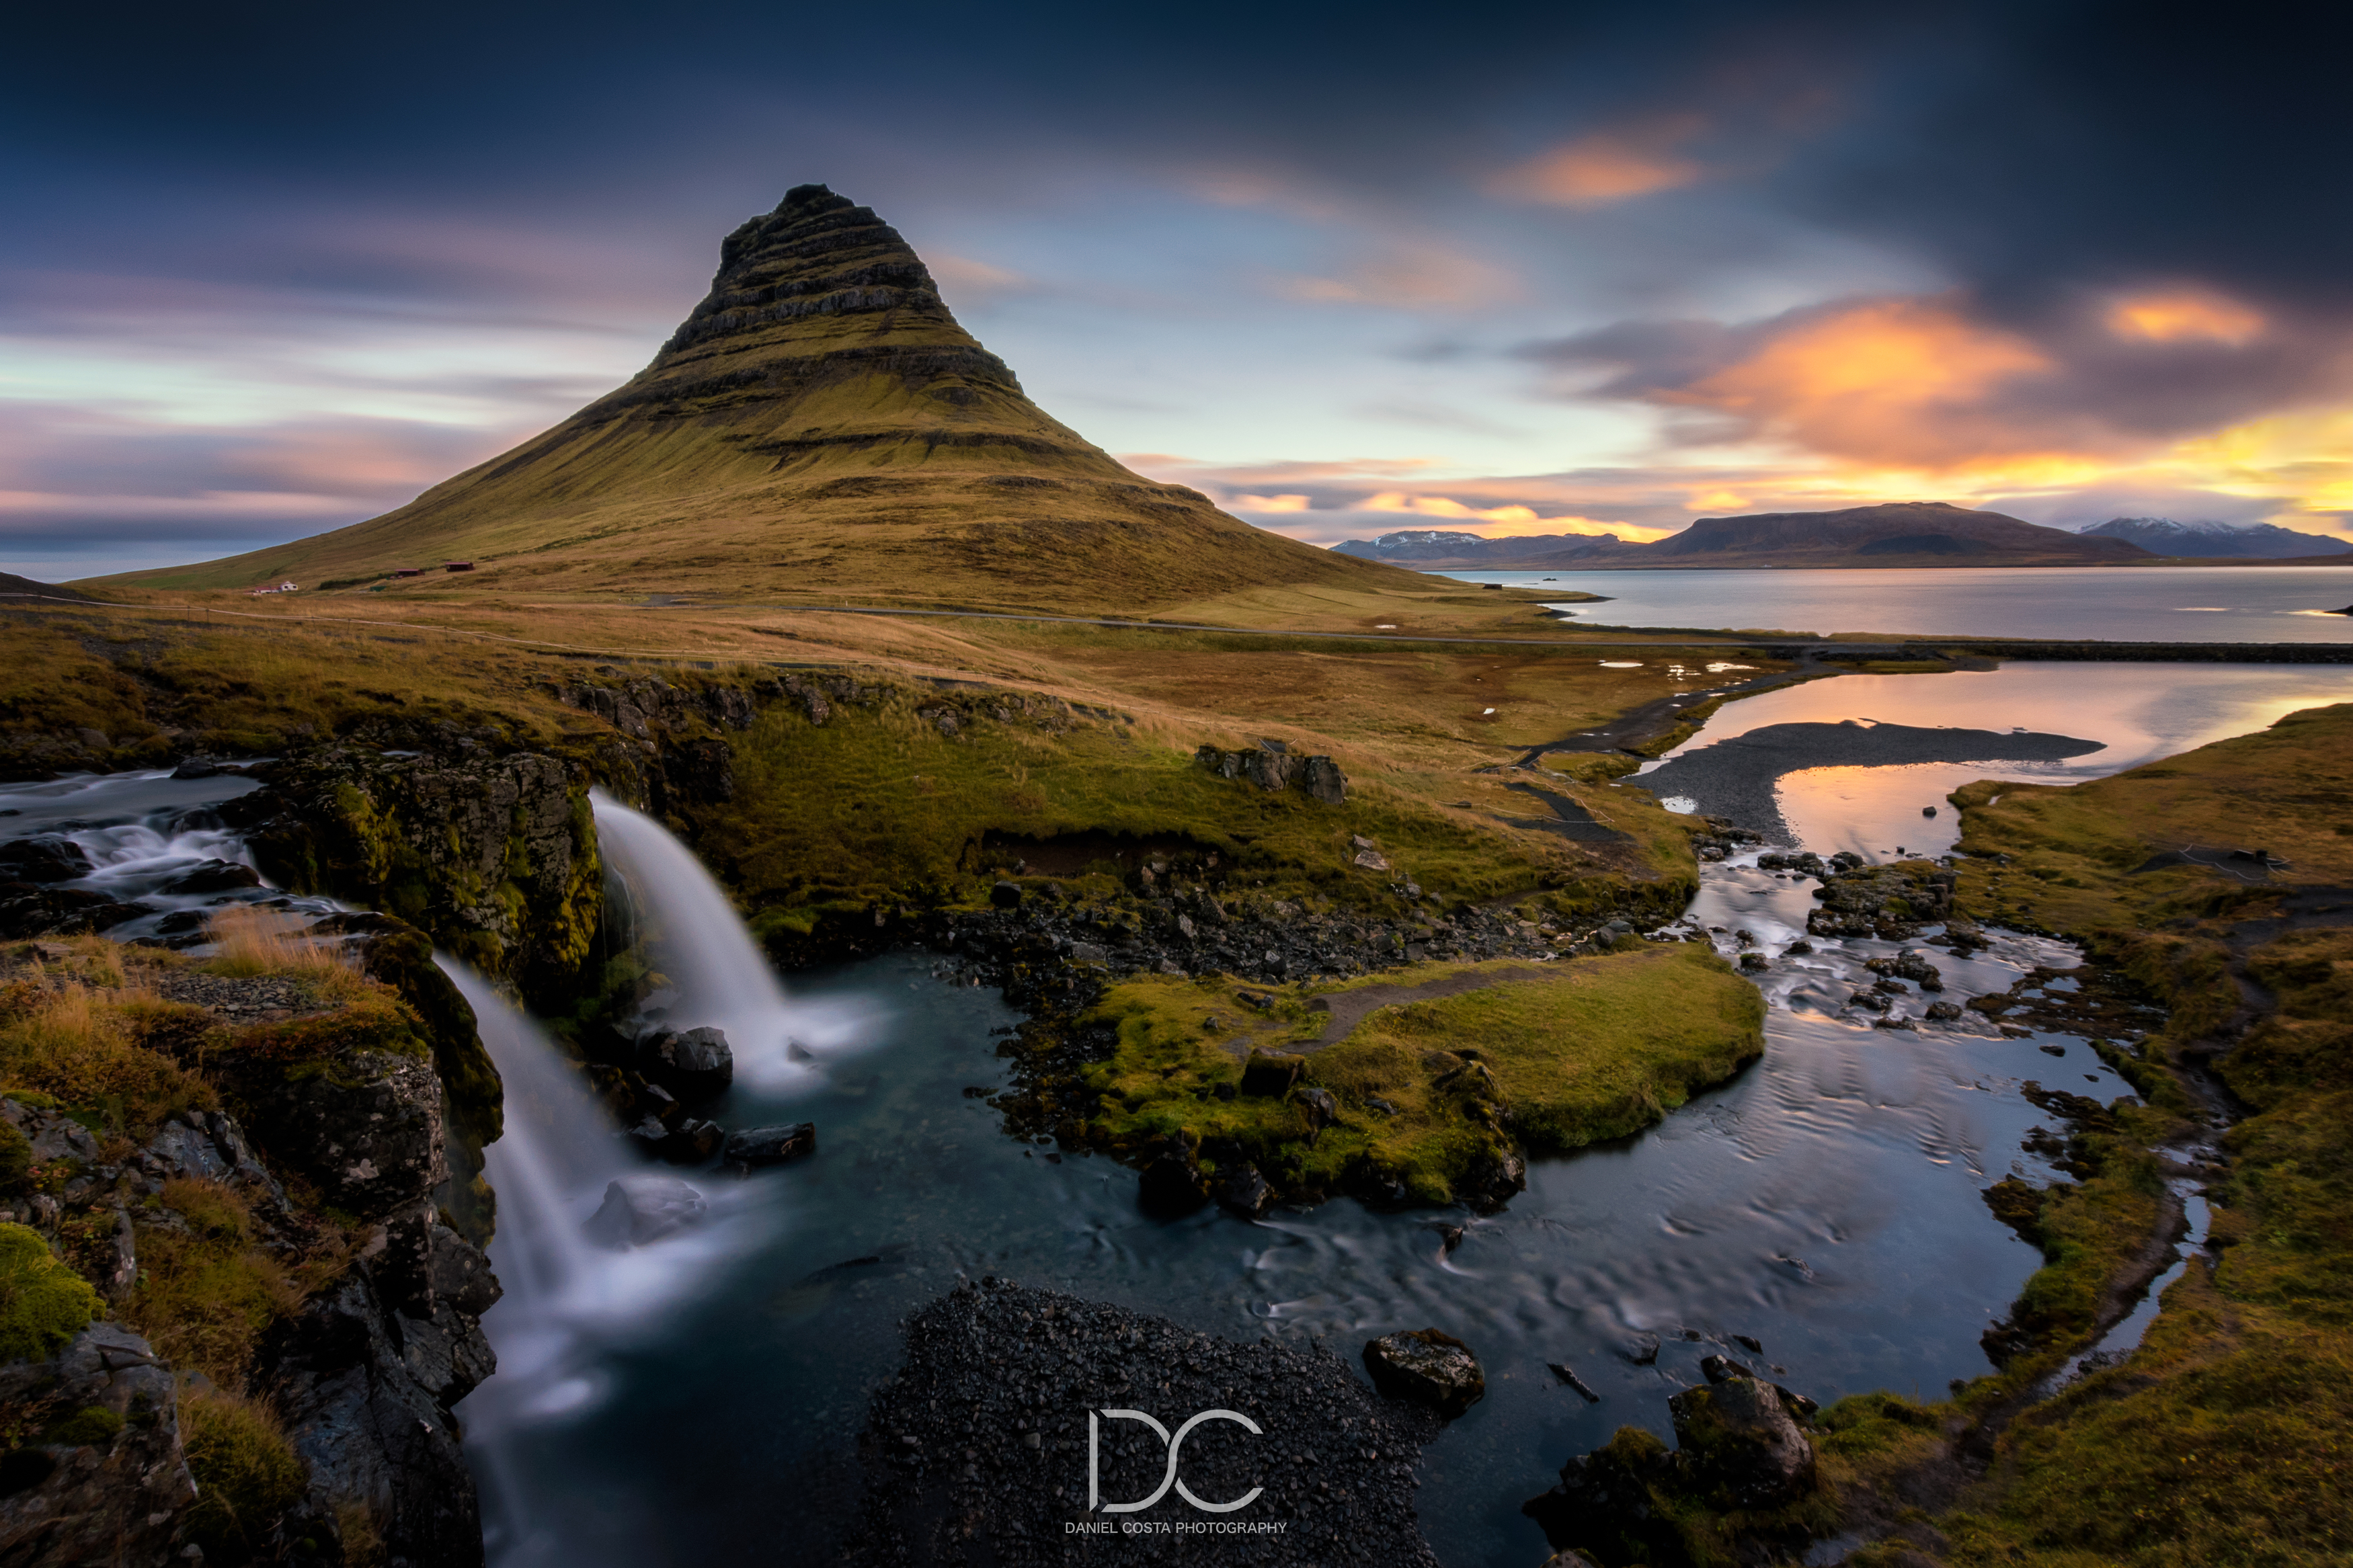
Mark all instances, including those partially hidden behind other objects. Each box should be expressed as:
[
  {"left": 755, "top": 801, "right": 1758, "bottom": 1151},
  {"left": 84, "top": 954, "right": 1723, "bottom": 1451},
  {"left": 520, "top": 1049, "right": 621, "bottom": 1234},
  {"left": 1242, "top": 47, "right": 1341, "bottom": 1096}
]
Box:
[
  {"left": 1641, "top": 662, "right": 2353, "bottom": 860},
  {"left": 1439, "top": 565, "right": 2353, "bottom": 645}
]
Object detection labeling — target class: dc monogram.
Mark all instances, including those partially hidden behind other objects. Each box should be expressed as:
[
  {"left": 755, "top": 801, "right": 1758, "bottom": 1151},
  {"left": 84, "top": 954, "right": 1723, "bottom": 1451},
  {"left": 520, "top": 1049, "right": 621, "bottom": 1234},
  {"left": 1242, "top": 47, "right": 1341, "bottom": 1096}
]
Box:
[{"left": 1086, "top": 1408, "right": 1265, "bottom": 1514}]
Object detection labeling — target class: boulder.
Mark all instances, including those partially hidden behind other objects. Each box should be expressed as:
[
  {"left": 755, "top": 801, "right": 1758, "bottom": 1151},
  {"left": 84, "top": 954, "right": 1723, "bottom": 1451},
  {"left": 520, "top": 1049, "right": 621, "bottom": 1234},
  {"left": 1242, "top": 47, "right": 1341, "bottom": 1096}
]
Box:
[
  {"left": 0, "top": 1323, "right": 194, "bottom": 1565},
  {"left": 171, "top": 757, "right": 224, "bottom": 779},
  {"left": 639, "top": 1026, "right": 734, "bottom": 1101},
  {"left": 722, "top": 1122, "right": 816, "bottom": 1173},
  {"left": 1138, "top": 1149, "right": 1209, "bottom": 1216},
  {"left": 0, "top": 884, "right": 150, "bottom": 939},
  {"left": 1295, "top": 1085, "right": 1339, "bottom": 1134},
  {"left": 159, "top": 858, "right": 264, "bottom": 895},
  {"left": 990, "top": 880, "right": 1023, "bottom": 909},
  {"left": 1238, "top": 1050, "right": 1304, "bottom": 1096},
  {"left": 1523, "top": 1427, "right": 1677, "bottom": 1563},
  {"left": 1667, "top": 1366, "right": 1817, "bottom": 1508},
  {"left": 640, "top": 1117, "right": 725, "bottom": 1165},
  {"left": 1214, "top": 1162, "right": 1274, "bottom": 1219},
  {"left": 1363, "top": 1328, "right": 1485, "bottom": 1417},
  {"left": 0, "top": 836, "right": 91, "bottom": 883},
  {"left": 582, "top": 1174, "right": 710, "bottom": 1249}
]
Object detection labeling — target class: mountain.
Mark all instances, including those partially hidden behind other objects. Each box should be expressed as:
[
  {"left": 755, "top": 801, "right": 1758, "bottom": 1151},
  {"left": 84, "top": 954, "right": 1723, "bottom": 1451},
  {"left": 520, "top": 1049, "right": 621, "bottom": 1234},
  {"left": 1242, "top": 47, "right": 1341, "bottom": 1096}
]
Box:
[
  {"left": 2075, "top": 516, "right": 2353, "bottom": 559},
  {"left": 0, "top": 573, "right": 99, "bottom": 602},
  {"left": 104, "top": 186, "right": 1415, "bottom": 612},
  {"left": 1337, "top": 502, "right": 2151, "bottom": 571},
  {"left": 1332, "top": 529, "right": 1628, "bottom": 564}
]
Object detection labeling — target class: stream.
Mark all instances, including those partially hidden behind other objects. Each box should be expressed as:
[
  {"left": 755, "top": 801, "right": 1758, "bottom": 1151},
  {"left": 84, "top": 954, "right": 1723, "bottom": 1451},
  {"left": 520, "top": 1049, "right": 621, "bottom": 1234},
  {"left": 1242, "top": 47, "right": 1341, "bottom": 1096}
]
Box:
[{"left": 5, "top": 657, "right": 2338, "bottom": 1565}]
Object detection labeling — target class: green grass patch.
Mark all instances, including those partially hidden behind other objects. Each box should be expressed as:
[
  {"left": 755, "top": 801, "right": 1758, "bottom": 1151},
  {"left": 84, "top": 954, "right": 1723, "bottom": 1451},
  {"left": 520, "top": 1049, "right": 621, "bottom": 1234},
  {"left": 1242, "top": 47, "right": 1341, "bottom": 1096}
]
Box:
[{"left": 1078, "top": 946, "right": 1762, "bottom": 1205}]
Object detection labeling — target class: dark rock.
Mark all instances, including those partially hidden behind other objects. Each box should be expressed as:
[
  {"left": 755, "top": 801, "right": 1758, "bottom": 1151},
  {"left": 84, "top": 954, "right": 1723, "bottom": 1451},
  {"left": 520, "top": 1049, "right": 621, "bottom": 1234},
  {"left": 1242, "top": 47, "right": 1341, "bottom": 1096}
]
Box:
[
  {"left": 0, "top": 884, "right": 151, "bottom": 939},
  {"left": 1363, "top": 1327, "right": 1485, "bottom": 1417},
  {"left": 582, "top": 1174, "right": 709, "bottom": 1248},
  {"left": 722, "top": 1121, "right": 816, "bottom": 1173},
  {"left": 1214, "top": 1161, "right": 1274, "bottom": 1219},
  {"left": 639, "top": 1025, "right": 734, "bottom": 1100},
  {"left": 264, "top": 1263, "right": 487, "bottom": 1568},
  {"left": 171, "top": 757, "right": 224, "bottom": 779},
  {"left": 1295, "top": 1085, "right": 1339, "bottom": 1134},
  {"left": 1868, "top": 948, "right": 1946, "bottom": 990},
  {"left": 1669, "top": 1369, "right": 1818, "bottom": 1508},
  {"left": 1238, "top": 1050, "right": 1304, "bottom": 1096},
  {"left": 1618, "top": 1333, "right": 1661, "bottom": 1366},
  {"left": 990, "top": 880, "right": 1022, "bottom": 909},
  {"left": 1437, "top": 1223, "right": 1464, "bottom": 1253},
  {"left": 1548, "top": 1362, "right": 1601, "bottom": 1402},
  {"left": 0, "top": 1323, "right": 194, "bottom": 1564},
  {"left": 1732, "top": 1333, "right": 1763, "bottom": 1353},
  {"left": 428, "top": 1223, "right": 502, "bottom": 1317},
  {"left": 1523, "top": 1427, "right": 1678, "bottom": 1563},
  {"left": 647, "top": 1118, "right": 725, "bottom": 1164},
  {"left": 157, "top": 857, "right": 264, "bottom": 895},
  {"left": 1138, "top": 1148, "right": 1209, "bottom": 1216},
  {"left": 1926, "top": 1000, "right": 1964, "bottom": 1021},
  {"left": 0, "top": 836, "right": 91, "bottom": 883}
]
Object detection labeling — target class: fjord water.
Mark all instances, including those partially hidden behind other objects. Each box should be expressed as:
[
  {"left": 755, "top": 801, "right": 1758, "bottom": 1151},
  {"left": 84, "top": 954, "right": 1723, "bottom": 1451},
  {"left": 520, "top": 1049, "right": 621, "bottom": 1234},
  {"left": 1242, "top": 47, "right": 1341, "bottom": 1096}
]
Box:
[
  {"left": 1640, "top": 661, "right": 2353, "bottom": 861},
  {"left": 1438, "top": 564, "right": 2353, "bottom": 643}
]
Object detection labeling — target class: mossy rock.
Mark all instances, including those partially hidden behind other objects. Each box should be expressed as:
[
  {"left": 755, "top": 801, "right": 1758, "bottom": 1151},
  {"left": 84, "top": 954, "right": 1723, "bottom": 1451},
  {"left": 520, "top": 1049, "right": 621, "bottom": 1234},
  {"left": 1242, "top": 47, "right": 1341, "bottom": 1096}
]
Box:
[
  {"left": 0, "top": 1122, "right": 29, "bottom": 1193},
  {"left": 0, "top": 1224, "right": 102, "bottom": 1363},
  {"left": 42, "top": 1405, "right": 123, "bottom": 1446}
]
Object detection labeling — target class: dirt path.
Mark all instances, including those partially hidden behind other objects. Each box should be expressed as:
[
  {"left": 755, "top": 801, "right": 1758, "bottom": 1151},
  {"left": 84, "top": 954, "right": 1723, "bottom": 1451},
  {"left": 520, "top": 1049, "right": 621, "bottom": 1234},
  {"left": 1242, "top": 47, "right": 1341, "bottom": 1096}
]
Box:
[{"left": 1301, "top": 963, "right": 1554, "bottom": 1050}]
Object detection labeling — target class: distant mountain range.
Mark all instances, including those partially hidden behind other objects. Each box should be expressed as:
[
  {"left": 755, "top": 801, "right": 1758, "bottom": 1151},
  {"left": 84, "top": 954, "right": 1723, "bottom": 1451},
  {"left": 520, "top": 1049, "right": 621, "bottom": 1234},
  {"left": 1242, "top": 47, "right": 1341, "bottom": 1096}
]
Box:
[
  {"left": 1334, "top": 502, "right": 2155, "bottom": 570},
  {"left": 2075, "top": 516, "right": 2352, "bottom": 559}
]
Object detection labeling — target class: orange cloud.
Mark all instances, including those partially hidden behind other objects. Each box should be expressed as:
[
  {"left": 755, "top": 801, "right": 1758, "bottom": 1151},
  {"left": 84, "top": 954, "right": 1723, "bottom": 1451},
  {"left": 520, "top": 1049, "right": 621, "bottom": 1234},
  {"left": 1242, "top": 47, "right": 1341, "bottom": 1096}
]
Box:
[
  {"left": 1230, "top": 492, "right": 1312, "bottom": 511},
  {"left": 1361, "top": 491, "right": 1673, "bottom": 540},
  {"left": 1490, "top": 117, "right": 1706, "bottom": 208},
  {"left": 2106, "top": 290, "right": 2265, "bottom": 346},
  {"left": 1272, "top": 245, "right": 1517, "bottom": 310},
  {"left": 1672, "top": 298, "right": 2061, "bottom": 467}
]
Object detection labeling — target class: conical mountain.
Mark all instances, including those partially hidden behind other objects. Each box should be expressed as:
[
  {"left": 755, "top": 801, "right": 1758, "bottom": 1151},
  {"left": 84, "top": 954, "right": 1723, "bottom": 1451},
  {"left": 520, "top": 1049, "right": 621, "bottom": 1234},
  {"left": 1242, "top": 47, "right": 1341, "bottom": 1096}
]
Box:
[{"left": 116, "top": 185, "right": 1414, "bottom": 610}]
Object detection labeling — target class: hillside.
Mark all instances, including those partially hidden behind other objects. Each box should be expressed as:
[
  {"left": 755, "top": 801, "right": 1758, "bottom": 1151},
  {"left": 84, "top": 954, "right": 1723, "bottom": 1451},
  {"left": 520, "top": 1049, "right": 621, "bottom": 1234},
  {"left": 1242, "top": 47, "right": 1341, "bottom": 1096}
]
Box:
[
  {"left": 95, "top": 187, "right": 1419, "bottom": 614},
  {"left": 2077, "top": 515, "right": 2353, "bottom": 558},
  {"left": 1343, "top": 502, "right": 2153, "bottom": 571}
]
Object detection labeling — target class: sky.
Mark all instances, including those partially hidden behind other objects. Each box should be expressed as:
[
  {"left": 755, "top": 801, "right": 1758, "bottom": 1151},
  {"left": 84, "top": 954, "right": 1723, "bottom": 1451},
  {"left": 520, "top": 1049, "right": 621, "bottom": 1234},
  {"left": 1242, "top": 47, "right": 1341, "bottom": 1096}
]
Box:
[{"left": 5, "top": 0, "right": 2351, "bottom": 578}]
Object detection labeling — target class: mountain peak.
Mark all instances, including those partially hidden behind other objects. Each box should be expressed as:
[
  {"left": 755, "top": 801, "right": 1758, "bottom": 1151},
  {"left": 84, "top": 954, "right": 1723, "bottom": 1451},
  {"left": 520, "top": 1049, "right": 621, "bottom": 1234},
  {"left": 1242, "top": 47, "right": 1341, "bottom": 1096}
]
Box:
[
  {"left": 111, "top": 188, "right": 1412, "bottom": 610},
  {"left": 2078, "top": 515, "right": 2352, "bottom": 558}
]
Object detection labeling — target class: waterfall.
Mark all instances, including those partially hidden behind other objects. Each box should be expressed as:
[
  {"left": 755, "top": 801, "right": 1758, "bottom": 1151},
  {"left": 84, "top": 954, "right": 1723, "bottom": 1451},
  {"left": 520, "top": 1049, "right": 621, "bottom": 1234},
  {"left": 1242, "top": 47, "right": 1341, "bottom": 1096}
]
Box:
[
  {"left": 592, "top": 790, "right": 853, "bottom": 1088},
  {"left": 447, "top": 963, "right": 784, "bottom": 1566}
]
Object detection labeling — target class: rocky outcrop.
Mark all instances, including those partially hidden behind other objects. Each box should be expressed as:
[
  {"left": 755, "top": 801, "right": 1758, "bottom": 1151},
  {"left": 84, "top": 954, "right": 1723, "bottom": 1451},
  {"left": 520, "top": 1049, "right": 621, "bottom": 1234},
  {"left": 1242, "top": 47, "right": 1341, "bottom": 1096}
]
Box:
[
  {"left": 1523, "top": 1356, "right": 1822, "bottom": 1563},
  {"left": 0, "top": 1323, "right": 195, "bottom": 1566},
  {"left": 1195, "top": 743, "right": 1348, "bottom": 804},
  {"left": 232, "top": 745, "right": 601, "bottom": 1009},
  {"left": 1807, "top": 858, "right": 1956, "bottom": 940}
]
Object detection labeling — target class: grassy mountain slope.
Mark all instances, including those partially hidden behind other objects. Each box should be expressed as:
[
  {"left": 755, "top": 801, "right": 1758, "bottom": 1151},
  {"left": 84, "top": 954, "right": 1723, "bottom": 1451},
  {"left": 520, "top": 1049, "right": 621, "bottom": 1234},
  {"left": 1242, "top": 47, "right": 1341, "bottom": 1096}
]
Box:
[{"left": 100, "top": 186, "right": 1415, "bottom": 615}]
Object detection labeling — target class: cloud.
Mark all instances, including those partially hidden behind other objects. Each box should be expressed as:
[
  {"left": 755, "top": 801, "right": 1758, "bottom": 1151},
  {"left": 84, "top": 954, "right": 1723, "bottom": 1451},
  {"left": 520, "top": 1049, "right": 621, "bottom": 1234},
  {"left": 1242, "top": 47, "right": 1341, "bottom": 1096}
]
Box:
[
  {"left": 1268, "top": 243, "right": 1517, "bottom": 311},
  {"left": 928, "top": 252, "right": 1036, "bottom": 305},
  {"left": 1488, "top": 116, "right": 1707, "bottom": 208},
  {"left": 2107, "top": 290, "right": 2266, "bottom": 347}
]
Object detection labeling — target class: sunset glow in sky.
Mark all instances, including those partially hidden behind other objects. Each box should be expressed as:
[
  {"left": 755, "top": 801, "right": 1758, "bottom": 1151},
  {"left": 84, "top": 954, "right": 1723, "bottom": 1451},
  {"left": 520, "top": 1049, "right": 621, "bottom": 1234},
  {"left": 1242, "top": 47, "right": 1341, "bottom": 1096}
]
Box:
[{"left": 4, "top": 0, "right": 2349, "bottom": 575}]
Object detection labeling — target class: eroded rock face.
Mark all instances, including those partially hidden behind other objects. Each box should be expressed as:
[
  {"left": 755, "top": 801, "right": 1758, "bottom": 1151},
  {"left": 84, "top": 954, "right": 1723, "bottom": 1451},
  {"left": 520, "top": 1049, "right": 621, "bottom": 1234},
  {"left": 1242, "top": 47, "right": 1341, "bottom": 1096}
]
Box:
[
  {"left": 238, "top": 746, "right": 600, "bottom": 1005},
  {"left": 1363, "top": 1328, "right": 1486, "bottom": 1418},
  {"left": 0, "top": 1324, "right": 196, "bottom": 1567}
]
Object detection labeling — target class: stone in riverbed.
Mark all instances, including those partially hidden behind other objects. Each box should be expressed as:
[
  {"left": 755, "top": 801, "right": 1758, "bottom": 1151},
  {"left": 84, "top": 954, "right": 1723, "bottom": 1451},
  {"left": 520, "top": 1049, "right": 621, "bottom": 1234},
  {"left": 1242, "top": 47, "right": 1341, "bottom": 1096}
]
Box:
[
  {"left": 639, "top": 1026, "right": 734, "bottom": 1101},
  {"left": 642, "top": 1118, "right": 725, "bottom": 1164},
  {"left": 1138, "top": 1148, "right": 1209, "bottom": 1216},
  {"left": 1669, "top": 1361, "right": 1818, "bottom": 1507},
  {"left": 581, "top": 1174, "right": 709, "bottom": 1249},
  {"left": 159, "top": 858, "right": 263, "bottom": 895},
  {"left": 1214, "top": 1161, "right": 1274, "bottom": 1219},
  {"left": 1363, "top": 1327, "right": 1486, "bottom": 1417},
  {"left": 722, "top": 1121, "right": 816, "bottom": 1173},
  {"left": 0, "top": 836, "right": 92, "bottom": 883}
]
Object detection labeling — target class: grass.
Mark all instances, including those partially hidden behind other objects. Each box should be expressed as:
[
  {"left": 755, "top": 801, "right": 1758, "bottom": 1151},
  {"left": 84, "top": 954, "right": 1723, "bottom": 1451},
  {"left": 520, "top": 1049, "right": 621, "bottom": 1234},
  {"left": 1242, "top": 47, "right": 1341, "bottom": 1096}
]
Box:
[
  {"left": 1078, "top": 946, "right": 1763, "bottom": 1204},
  {"left": 124, "top": 1178, "right": 307, "bottom": 1389},
  {"left": 179, "top": 1385, "right": 309, "bottom": 1559}
]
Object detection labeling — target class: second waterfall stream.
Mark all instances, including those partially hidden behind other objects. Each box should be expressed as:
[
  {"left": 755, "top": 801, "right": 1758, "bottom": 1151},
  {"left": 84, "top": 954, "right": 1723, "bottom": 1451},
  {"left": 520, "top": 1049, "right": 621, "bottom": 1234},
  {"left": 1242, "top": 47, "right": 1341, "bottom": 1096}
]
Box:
[{"left": 452, "top": 793, "right": 879, "bottom": 1567}]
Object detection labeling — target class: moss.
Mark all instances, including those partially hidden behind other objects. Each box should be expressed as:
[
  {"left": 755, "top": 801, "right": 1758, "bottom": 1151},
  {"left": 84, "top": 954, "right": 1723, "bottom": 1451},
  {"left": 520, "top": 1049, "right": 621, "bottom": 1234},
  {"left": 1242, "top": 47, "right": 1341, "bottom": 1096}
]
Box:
[
  {"left": 0, "top": 1223, "right": 102, "bottom": 1362},
  {"left": 0, "top": 1122, "right": 28, "bottom": 1194},
  {"left": 41, "top": 1405, "right": 122, "bottom": 1446},
  {"left": 1078, "top": 947, "right": 1762, "bottom": 1204},
  {"left": 180, "top": 1387, "right": 309, "bottom": 1559}
]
